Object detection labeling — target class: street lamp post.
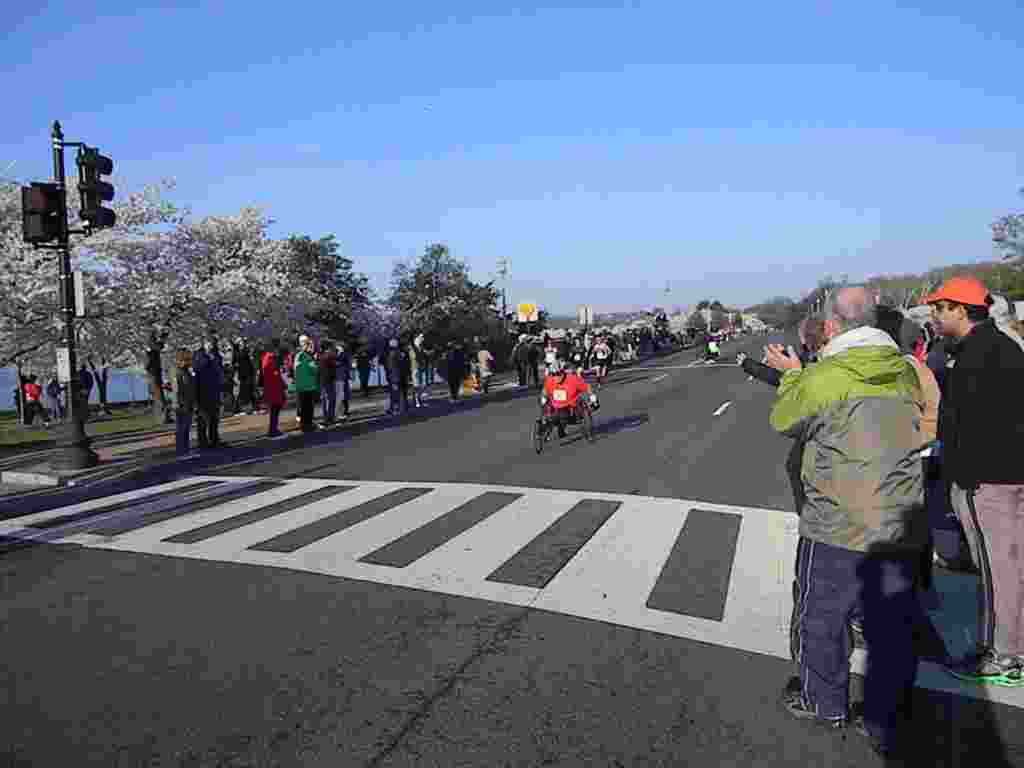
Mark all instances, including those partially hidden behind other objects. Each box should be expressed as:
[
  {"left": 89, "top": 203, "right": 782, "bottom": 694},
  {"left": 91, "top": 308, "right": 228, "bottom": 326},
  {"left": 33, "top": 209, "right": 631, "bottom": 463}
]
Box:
[{"left": 497, "top": 258, "right": 509, "bottom": 334}]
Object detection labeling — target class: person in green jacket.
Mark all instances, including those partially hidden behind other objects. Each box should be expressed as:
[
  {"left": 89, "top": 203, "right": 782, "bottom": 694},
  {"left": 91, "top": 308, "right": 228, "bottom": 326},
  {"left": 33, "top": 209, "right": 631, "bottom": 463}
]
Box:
[
  {"left": 294, "top": 334, "right": 320, "bottom": 432},
  {"left": 766, "top": 286, "right": 925, "bottom": 758}
]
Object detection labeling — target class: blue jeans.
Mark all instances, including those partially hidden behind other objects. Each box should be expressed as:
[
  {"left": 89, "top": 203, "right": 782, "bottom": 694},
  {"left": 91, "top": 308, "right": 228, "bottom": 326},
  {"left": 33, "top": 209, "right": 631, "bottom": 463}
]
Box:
[
  {"left": 321, "top": 383, "right": 337, "bottom": 423},
  {"left": 176, "top": 411, "right": 192, "bottom": 456},
  {"left": 794, "top": 538, "right": 918, "bottom": 748}
]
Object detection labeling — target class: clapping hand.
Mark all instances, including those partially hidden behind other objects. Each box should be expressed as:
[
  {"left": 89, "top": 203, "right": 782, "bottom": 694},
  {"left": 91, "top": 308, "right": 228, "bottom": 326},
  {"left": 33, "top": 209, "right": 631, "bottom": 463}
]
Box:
[{"left": 764, "top": 344, "right": 802, "bottom": 372}]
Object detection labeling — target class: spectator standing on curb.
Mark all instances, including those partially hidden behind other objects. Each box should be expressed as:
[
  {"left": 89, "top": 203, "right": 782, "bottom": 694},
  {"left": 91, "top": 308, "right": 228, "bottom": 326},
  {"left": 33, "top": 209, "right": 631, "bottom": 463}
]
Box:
[
  {"left": 221, "top": 362, "right": 236, "bottom": 416},
  {"left": 78, "top": 363, "right": 94, "bottom": 420},
  {"left": 876, "top": 306, "right": 943, "bottom": 600},
  {"left": 411, "top": 334, "right": 433, "bottom": 407},
  {"left": 318, "top": 339, "right": 338, "bottom": 425},
  {"left": 356, "top": 345, "right": 373, "bottom": 398},
  {"left": 445, "top": 341, "right": 466, "bottom": 403},
  {"left": 233, "top": 338, "right": 256, "bottom": 414},
  {"left": 294, "top": 335, "right": 319, "bottom": 432},
  {"left": 174, "top": 348, "right": 196, "bottom": 457},
  {"left": 22, "top": 376, "right": 48, "bottom": 427},
  {"left": 46, "top": 374, "right": 64, "bottom": 423},
  {"left": 334, "top": 341, "right": 352, "bottom": 420},
  {"left": 399, "top": 341, "right": 412, "bottom": 410},
  {"left": 193, "top": 334, "right": 225, "bottom": 450},
  {"left": 385, "top": 338, "right": 405, "bottom": 416},
  {"left": 261, "top": 340, "right": 286, "bottom": 438},
  {"left": 767, "top": 286, "right": 925, "bottom": 758},
  {"left": 477, "top": 342, "right": 495, "bottom": 394},
  {"left": 924, "top": 276, "right": 1024, "bottom": 686}
]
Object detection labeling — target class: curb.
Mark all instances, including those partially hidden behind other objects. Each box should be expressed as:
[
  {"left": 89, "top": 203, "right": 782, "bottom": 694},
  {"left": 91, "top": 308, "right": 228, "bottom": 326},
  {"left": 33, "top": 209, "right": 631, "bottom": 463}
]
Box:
[{"left": 1, "top": 470, "right": 63, "bottom": 487}]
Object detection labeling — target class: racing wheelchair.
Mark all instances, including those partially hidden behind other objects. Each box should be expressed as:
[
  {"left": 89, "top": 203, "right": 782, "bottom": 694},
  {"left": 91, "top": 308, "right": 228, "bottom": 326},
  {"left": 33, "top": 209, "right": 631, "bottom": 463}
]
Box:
[{"left": 531, "top": 389, "right": 598, "bottom": 453}]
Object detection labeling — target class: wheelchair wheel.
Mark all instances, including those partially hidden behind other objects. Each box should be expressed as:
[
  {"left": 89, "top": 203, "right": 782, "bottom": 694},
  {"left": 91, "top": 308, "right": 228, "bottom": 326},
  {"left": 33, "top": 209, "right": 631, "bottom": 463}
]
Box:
[
  {"left": 532, "top": 419, "right": 546, "bottom": 454},
  {"left": 581, "top": 404, "right": 595, "bottom": 443}
]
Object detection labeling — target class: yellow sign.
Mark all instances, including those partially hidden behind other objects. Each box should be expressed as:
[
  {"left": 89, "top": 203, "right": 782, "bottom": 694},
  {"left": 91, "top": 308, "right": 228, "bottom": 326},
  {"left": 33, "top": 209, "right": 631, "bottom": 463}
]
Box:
[{"left": 517, "top": 302, "right": 539, "bottom": 323}]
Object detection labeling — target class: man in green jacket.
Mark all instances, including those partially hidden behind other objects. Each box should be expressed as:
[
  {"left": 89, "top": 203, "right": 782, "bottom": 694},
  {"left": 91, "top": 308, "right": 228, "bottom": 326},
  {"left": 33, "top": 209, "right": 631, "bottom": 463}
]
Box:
[
  {"left": 766, "top": 286, "right": 925, "bottom": 758},
  {"left": 294, "top": 335, "right": 320, "bottom": 432}
]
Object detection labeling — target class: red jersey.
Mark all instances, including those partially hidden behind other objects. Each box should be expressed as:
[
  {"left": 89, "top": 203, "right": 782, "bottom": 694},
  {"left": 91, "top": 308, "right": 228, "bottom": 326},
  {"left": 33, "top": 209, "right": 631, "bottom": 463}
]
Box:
[{"left": 543, "top": 372, "right": 591, "bottom": 409}]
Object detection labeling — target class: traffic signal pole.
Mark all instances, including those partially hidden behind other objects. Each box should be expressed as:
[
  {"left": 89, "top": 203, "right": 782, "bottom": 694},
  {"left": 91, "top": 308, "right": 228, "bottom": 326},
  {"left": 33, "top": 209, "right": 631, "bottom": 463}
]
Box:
[{"left": 50, "top": 121, "right": 98, "bottom": 469}]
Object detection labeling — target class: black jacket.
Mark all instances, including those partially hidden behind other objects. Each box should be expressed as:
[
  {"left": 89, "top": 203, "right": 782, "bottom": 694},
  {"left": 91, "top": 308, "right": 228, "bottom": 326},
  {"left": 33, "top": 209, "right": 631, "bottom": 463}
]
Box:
[
  {"left": 741, "top": 357, "right": 783, "bottom": 387},
  {"left": 938, "top": 320, "right": 1024, "bottom": 488},
  {"left": 176, "top": 369, "right": 197, "bottom": 414}
]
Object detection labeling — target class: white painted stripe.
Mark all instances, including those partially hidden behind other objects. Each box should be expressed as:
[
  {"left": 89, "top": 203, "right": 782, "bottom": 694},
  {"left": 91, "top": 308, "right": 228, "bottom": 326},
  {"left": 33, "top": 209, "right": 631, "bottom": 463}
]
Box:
[
  {"left": 721, "top": 507, "right": 793, "bottom": 643},
  {"left": 712, "top": 401, "right": 732, "bottom": 416},
  {"left": 650, "top": 374, "right": 668, "bottom": 384}
]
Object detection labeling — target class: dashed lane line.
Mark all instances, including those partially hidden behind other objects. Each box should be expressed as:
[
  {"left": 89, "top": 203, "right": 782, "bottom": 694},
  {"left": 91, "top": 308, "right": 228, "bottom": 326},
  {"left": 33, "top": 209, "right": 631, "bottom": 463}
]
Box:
[{"left": 712, "top": 401, "right": 732, "bottom": 417}]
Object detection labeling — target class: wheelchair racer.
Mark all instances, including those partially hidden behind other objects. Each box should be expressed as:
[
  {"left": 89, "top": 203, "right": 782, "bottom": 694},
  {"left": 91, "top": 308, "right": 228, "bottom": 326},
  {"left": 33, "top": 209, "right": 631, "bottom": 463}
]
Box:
[{"left": 540, "top": 360, "right": 598, "bottom": 438}]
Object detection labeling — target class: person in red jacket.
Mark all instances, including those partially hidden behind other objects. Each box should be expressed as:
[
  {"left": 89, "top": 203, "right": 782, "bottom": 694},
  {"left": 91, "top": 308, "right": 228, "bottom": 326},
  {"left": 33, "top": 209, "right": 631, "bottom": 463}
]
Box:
[
  {"left": 22, "top": 376, "right": 49, "bottom": 427},
  {"left": 541, "top": 362, "right": 595, "bottom": 438},
  {"left": 261, "top": 340, "right": 287, "bottom": 438}
]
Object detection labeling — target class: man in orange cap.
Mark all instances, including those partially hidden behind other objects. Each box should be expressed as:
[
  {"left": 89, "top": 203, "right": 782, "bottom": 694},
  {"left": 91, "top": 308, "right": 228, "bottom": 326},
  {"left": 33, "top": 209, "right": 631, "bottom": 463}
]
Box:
[{"left": 925, "top": 275, "right": 1024, "bottom": 686}]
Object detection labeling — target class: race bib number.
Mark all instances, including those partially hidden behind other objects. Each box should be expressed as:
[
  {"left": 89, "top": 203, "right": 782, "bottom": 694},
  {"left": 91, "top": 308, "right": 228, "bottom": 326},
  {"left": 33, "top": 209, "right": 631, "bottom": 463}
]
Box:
[
  {"left": 552, "top": 389, "right": 568, "bottom": 402},
  {"left": 596, "top": 351, "right": 607, "bottom": 360},
  {"left": 545, "top": 351, "right": 556, "bottom": 363}
]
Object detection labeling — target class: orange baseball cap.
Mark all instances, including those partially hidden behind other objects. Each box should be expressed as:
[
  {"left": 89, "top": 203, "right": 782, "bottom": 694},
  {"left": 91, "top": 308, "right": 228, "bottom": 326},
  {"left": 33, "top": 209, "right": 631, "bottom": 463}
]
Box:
[{"left": 921, "top": 276, "right": 991, "bottom": 307}]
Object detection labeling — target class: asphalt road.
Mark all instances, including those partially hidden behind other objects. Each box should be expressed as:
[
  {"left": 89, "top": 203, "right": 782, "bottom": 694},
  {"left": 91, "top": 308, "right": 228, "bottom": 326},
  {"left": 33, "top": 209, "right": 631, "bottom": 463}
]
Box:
[{"left": 2, "top": 335, "right": 1022, "bottom": 767}]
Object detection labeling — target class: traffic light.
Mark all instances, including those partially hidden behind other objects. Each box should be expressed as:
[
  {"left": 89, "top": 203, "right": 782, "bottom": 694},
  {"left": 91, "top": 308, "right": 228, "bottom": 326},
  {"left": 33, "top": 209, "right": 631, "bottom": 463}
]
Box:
[
  {"left": 76, "top": 146, "right": 116, "bottom": 229},
  {"left": 21, "top": 182, "right": 62, "bottom": 244}
]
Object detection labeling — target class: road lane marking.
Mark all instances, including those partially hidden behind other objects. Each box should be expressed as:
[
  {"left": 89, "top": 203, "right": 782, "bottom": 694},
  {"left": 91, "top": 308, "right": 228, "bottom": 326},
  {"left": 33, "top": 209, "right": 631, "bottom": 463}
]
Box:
[
  {"left": 650, "top": 374, "right": 668, "bottom": 384},
  {"left": 10, "top": 475, "right": 1012, "bottom": 709},
  {"left": 712, "top": 401, "right": 732, "bottom": 416}
]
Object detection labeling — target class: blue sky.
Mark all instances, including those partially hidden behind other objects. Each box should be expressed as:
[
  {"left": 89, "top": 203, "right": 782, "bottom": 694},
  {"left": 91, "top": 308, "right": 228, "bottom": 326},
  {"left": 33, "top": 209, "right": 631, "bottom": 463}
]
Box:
[{"left": 4, "top": 1, "right": 1022, "bottom": 314}]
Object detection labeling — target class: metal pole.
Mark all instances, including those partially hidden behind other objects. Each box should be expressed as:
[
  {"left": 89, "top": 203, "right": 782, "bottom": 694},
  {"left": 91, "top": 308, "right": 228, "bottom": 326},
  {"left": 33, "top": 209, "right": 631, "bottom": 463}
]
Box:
[{"left": 51, "top": 121, "right": 98, "bottom": 469}]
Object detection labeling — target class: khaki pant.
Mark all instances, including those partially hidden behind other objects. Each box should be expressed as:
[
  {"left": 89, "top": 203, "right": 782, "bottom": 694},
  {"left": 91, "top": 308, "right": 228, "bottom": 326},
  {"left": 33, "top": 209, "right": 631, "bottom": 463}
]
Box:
[{"left": 951, "top": 482, "right": 1024, "bottom": 656}]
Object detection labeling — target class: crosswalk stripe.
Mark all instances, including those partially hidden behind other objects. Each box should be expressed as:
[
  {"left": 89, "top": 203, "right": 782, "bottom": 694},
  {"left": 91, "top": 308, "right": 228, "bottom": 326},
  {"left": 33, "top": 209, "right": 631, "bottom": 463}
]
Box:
[
  {"left": 283, "top": 484, "right": 486, "bottom": 568},
  {"left": 400, "top": 489, "right": 585, "bottom": 590},
  {"left": 91, "top": 480, "right": 344, "bottom": 548},
  {"left": 11, "top": 474, "right": 1020, "bottom": 710},
  {"left": 163, "top": 484, "right": 358, "bottom": 544},
  {"left": 0, "top": 477, "right": 224, "bottom": 533},
  {"left": 360, "top": 490, "right": 522, "bottom": 568},
  {"left": 88, "top": 481, "right": 283, "bottom": 537},
  {"left": 645, "top": 508, "right": 741, "bottom": 621},
  {"left": 487, "top": 499, "right": 621, "bottom": 589},
  {"left": 249, "top": 487, "right": 434, "bottom": 553},
  {"left": 25, "top": 481, "right": 225, "bottom": 530}
]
